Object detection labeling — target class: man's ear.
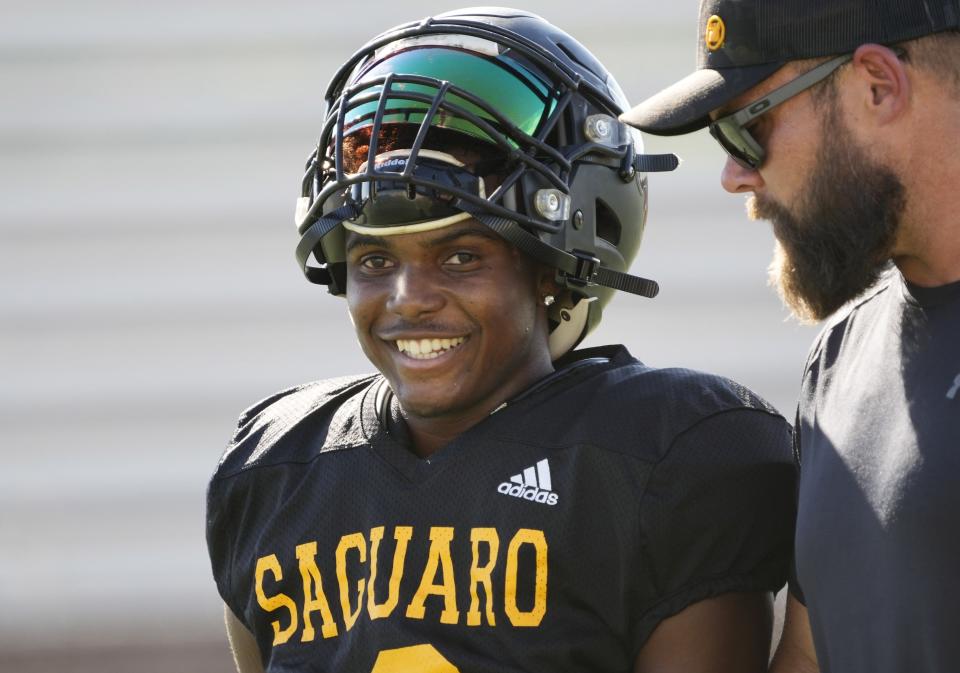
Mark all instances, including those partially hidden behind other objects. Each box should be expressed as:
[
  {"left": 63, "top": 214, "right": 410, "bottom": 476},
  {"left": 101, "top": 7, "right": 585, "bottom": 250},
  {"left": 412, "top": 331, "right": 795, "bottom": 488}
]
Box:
[
  {"left": 536, "top": 264, "right": 561, "bottom": 297},
  {"left": 850, "top": 44, "right": 911, "bottom": 124}
]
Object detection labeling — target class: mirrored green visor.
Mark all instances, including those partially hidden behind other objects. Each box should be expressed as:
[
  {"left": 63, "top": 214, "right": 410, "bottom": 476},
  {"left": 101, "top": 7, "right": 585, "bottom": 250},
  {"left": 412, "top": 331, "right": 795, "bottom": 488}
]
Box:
[{"left": 341, "top": 44, "right": 559, "bottom": 148}]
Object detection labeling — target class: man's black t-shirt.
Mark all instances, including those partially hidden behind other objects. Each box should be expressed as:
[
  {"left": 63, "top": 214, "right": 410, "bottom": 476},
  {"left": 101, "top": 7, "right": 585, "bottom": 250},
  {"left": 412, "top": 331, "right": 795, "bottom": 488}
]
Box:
[
  {"left": 207, "top": 345, "right": 796, "bottom": 672},
  {"left": 794, "top": 272, "right": 960, "bottom": 673}
]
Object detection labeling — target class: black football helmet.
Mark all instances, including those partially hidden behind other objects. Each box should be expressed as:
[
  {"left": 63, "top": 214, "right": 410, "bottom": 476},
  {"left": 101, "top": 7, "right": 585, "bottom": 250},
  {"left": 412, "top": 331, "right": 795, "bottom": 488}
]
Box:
[{"left": 295, "top": 7, "right": 677, "bottom": 358}]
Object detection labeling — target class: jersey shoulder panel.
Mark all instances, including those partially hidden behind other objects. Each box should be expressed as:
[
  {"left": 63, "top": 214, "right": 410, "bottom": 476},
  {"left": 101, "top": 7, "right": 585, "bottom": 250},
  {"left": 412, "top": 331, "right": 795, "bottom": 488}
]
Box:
[
  {"left": 539, "top": 348, "right": 795, "bottom": 644},
  {"left": 212, "top": 373, "right": 380, "bottom": 481},
  {"left": 522, "top": 346, "right": 786, "bottom": 463}
]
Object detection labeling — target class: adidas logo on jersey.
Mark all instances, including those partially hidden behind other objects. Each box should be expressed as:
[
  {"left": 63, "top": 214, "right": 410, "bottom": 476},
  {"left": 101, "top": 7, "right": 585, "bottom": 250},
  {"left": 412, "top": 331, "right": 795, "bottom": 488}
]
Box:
[{"left": 497, "top": 459, "right": 559, "bottom": 506}]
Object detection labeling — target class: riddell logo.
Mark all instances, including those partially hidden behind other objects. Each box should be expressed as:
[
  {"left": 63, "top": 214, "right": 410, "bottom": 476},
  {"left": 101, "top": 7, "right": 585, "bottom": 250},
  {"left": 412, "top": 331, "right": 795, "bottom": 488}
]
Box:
[
  {"left": 497, "top": 459, "right": 559, "bottom": 506},
  {"left": 375, "top": 157, "right": 407, "bottom": 171}
]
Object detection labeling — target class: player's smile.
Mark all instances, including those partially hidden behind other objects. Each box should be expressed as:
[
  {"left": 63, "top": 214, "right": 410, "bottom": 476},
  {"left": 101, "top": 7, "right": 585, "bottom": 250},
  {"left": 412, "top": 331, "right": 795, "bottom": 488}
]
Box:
[
  {"left": 394, "top": 336, "right": 468, "bottom": 360},
  {"left": 380, "top": 333, "right": 471, "bottom": 371},
  {"left": 345, "top": 219, "right": 554, "bottom": 435}
]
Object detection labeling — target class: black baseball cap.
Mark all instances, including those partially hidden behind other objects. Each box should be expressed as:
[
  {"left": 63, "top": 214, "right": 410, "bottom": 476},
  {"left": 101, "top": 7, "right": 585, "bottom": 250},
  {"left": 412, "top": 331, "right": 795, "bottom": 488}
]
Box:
[{"left": 622, "top": 0, "right": 960, "bottom": 135}]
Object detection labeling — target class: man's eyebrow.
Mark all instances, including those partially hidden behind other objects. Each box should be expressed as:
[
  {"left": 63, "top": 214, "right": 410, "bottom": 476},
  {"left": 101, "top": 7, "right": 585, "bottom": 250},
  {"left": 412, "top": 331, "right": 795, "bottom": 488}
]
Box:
[{"left": 345, "top": 233, "right": 391, "bottom": 254}]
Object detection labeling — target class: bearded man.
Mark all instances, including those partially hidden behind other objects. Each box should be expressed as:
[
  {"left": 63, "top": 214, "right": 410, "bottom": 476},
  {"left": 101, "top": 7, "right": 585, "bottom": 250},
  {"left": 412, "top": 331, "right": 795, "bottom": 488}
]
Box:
[{"left": 623, "top": 1, "right": 960, "bottom": 672}]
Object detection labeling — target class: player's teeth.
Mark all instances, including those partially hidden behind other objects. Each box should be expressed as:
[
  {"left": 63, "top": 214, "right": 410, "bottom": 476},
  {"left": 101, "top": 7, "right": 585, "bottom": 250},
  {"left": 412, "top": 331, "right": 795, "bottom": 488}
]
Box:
[{"left": 395, "top": 336, "right": 466, "bottom": 359}]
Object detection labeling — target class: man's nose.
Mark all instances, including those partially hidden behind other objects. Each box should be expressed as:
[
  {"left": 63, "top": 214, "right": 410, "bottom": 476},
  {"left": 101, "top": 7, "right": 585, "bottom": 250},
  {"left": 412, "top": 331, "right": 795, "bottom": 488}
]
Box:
[
  {"left": 720, "top": 155, "right": 764, "bottom": 194},
  {"left": 386, "top": 265, "right": 445, "bottom": 320}
]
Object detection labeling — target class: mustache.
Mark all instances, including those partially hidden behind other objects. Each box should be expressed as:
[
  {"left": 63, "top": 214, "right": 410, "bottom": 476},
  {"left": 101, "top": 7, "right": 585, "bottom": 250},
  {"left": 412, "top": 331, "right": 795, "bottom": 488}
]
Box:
[
  {"left": 747, "top": 194, "right": 783, "bottom": 225},
  {"left": 377, "top": 319, "right": 468, "bottom": 337}
]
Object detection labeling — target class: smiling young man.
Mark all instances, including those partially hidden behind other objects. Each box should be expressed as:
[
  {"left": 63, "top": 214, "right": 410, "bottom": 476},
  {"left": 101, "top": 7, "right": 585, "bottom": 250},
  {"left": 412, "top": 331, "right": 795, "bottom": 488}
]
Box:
[
  {"left": 206, "top": 8, "right": 797, "bottom": 673},
  {"left": 345, "top": 219, "right": 555, "bottom": 457},
  {"left": 622, "top": 1, "right": 960, "bottom": 672}
]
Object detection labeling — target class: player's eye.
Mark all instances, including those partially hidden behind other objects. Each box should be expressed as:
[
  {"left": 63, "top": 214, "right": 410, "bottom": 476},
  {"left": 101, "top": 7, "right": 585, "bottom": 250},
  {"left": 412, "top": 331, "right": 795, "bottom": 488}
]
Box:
[
  {"left": 359, "top": 255, "right": 394, "bottom": 270},
  {"left": 444, "top": 251, "right": 478, "bottom": 266}
]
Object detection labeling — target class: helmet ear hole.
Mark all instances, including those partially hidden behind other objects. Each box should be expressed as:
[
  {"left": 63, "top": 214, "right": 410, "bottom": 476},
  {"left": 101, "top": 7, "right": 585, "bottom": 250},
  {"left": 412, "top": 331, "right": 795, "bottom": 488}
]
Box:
[
  {"left": 547, "top": 295, "right": 591, "bottom": 361},
  {"left": 595, "top": 199, "right": 621, "bottom": 246}
]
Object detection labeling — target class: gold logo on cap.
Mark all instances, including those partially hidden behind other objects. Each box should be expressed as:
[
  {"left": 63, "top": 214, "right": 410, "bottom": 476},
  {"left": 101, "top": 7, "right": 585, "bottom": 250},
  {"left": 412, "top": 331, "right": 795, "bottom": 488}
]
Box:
[{"left": 705, "top": 15, "right": 726, "bottom": 51}]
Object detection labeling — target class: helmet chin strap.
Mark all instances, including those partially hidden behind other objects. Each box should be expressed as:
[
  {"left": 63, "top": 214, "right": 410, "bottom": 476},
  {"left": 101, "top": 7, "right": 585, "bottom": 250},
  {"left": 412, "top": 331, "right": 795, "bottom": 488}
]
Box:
[{"left": 459, "top": 204, "right": 659, "bottom": 299}]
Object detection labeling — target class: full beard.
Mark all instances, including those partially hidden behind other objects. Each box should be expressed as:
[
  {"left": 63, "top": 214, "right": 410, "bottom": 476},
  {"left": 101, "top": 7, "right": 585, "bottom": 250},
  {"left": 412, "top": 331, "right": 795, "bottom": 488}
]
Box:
[{"left": 749, "top": 104, "right": 905, "bottom": 322}]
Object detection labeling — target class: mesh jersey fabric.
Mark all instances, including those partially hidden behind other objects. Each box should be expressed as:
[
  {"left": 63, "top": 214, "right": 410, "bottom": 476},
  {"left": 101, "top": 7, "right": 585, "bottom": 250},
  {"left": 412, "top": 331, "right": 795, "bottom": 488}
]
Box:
[
  {"left": 792, "top": 271, "right": 960, "bottom": 673},
  {"left": 207, "top": 344, "right": 796, "bottom": 673}
]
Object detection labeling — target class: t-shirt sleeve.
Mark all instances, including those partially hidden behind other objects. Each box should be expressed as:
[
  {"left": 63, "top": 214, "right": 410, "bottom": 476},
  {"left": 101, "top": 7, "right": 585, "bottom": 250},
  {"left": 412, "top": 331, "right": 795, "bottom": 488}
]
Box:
[
  {"left": 205, "top": 404, "right": 265, "bottom": 627},
  {"left": 633, "top": 407, "right": 797, "bottom": 643},
  {"left": 206, "top": 455, "right": 245, "bottom": 624}
]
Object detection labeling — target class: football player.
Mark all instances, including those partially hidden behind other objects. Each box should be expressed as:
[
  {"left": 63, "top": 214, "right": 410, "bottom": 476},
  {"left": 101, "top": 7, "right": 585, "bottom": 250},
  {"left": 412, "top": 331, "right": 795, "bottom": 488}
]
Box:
[{"left": 207, "top": 8, "right": 796, "bottom": 672}]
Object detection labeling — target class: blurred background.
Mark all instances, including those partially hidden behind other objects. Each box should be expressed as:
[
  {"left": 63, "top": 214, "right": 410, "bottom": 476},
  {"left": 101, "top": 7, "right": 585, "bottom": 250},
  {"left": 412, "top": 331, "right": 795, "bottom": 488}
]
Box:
[{"left": 2, "top": 1, "right": 817, "bottom": 671}]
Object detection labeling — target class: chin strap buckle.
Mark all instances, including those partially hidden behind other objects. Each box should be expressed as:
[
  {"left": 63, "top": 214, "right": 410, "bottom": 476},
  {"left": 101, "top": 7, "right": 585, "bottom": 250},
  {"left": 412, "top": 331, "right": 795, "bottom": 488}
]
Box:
[{"left": 567, "top": 249, "right": 601, "bottom": 287}]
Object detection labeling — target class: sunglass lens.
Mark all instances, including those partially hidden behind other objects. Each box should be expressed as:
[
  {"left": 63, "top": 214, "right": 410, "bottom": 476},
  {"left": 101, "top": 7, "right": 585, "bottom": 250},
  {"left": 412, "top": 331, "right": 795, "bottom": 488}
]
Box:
[{"left": 710, "top": 122, "right": 762, "bottom": 169}]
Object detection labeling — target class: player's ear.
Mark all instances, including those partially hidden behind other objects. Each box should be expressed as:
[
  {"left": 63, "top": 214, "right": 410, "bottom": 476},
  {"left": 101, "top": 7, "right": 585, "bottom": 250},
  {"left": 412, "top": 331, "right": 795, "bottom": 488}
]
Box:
[
  {"left": 536, "top": 265, "right": 561, "bottom": 306},
  {"left": 850, "top": 44, "right": 910, "bottom": 124}
]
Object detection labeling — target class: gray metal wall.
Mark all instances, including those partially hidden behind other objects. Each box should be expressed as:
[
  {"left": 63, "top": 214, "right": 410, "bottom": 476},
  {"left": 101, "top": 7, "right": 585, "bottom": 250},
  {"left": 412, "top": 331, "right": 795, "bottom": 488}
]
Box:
[{"left": 1, "top": 2, "right": 816, "bottom": 670}]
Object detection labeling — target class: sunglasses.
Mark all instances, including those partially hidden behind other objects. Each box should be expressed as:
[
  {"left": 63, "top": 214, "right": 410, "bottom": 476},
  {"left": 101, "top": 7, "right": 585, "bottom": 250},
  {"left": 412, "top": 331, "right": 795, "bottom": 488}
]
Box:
[{"left": 709, "top": 53, "right": 853, "bottom": 169}]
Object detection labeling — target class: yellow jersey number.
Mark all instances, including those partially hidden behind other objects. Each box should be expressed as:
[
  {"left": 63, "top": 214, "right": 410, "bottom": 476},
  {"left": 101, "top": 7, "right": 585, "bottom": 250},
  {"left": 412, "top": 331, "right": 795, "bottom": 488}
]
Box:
[{"left": 371, "top": 644, "right": 461, "bottom": 673}]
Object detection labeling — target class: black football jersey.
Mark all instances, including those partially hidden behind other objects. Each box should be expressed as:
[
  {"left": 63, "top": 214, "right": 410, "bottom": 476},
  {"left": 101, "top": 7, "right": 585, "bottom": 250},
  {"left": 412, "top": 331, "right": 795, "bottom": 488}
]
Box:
[{"left": 207, "top": 345, "right": 795, "bottom": 673}]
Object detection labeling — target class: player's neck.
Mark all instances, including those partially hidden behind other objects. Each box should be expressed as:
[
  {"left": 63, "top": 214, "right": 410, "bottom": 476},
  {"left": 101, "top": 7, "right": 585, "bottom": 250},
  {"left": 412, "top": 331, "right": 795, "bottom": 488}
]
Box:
[
  {"left": 404, "top": 417, "right": 472, "bottom": 458},
  {"left": 401, "top": 360, "right": 555, "bottom": 458}
]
